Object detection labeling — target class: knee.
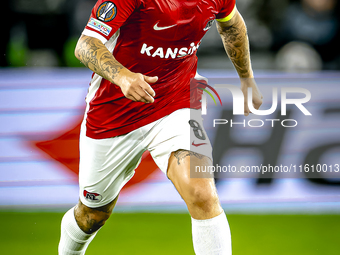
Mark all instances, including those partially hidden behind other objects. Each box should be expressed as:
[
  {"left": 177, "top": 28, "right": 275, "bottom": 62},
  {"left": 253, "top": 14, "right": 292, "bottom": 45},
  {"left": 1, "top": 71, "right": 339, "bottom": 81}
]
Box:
[
  {"left": 74, "top": 201, "right": 113, "bottom": 234},
  {"left": 185, "top": 182, "right": 220, "bottom": 213}
]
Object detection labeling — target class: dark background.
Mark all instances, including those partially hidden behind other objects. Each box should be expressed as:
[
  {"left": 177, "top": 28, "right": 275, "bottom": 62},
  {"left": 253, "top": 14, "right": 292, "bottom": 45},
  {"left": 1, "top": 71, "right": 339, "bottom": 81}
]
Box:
[{"left": 2, "top": 0, "right": 340, "bottom": 70}]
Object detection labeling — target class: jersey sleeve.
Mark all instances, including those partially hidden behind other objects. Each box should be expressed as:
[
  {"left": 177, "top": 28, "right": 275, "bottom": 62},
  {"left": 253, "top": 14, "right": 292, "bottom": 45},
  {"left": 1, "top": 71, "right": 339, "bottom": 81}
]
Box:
[
  {"left": 215, "top": 0, "right": 236, "bottom": 22},
  {"left": 82, "top": 0, "right": 140, "bottom": 44}
]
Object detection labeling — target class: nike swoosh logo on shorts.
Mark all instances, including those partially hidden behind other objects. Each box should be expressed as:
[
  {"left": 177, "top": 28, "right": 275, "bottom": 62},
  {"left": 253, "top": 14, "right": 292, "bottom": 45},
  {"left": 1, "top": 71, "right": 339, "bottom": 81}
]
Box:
[
  {"left": 192, "top": 141, "right": 207, "bottom": 147},
  {"left": 153, "top": 22, "right": 177, "bottom": 31}
]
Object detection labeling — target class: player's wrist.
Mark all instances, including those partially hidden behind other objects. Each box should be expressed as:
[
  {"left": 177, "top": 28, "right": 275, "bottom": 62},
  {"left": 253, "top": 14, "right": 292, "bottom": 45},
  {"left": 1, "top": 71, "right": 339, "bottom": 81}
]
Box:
[
  {"left": 240, "top": 76, "right": 255, "bottom": 87},
  {"left": 112, "top": 68, "right": 134, "bottom": 87}
]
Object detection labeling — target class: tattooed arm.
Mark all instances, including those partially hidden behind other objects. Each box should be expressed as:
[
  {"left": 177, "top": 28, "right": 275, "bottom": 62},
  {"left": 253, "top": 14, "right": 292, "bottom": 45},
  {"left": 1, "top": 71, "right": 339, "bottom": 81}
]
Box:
[
  {"left": 217, "top": 10, "right": 263, "bottom": 115},
  {"left": 75, "top": 35, "right": 157, "bottom": 103},
  {"left": 217, "top": 10, "right": 253, "bottom": 78}
]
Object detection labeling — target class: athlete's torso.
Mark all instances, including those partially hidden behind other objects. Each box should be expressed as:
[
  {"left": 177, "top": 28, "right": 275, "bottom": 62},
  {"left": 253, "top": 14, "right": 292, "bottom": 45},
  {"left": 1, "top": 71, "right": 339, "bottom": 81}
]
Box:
[{"left": 83, "top": 0, "right": 235, "bottom": 138}]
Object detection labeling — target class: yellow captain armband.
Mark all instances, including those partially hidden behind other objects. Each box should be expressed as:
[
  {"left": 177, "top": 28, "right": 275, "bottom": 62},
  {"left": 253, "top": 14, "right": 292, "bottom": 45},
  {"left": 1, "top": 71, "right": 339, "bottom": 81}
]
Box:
[{"left": 216, "top": 5, "right": 237, "bottom": 22}]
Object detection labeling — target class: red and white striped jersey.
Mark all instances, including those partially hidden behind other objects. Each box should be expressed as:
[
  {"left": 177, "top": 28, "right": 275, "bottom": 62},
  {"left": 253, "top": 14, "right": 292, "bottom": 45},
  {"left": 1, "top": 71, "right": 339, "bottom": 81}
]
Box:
[{"left": 82, "top": 0, "right": 236, "bottom": 139}]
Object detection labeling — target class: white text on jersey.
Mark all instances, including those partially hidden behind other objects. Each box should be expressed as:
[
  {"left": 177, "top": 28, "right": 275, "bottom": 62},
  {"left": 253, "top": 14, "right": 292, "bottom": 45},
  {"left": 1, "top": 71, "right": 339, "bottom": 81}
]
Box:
[{"left": 140, "top": 42, "right": 201, "bottom": 59}]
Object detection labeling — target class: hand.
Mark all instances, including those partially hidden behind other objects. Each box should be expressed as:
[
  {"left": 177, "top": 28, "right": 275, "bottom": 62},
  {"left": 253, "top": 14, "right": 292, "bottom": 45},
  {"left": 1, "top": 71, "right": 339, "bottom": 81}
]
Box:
[
  {"left": 116, "top": 70, "right": 158, "bottom": 103},
  {"left": 240, "top": 78, "right": 263, "bottom": 116}
]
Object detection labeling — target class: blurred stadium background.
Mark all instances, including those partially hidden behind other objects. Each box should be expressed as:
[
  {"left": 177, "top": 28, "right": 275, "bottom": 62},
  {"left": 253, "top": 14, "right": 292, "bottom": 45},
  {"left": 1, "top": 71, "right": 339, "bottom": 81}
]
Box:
[{"left": 1, "top": 0, "right": 340, "bottom": 254}]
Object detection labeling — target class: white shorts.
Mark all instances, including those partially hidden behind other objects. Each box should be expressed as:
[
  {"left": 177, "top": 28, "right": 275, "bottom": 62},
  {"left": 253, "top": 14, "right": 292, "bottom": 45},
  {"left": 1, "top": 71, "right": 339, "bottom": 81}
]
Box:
[{"left": 79, "top": 108, "right": 212, "bottom": 208}]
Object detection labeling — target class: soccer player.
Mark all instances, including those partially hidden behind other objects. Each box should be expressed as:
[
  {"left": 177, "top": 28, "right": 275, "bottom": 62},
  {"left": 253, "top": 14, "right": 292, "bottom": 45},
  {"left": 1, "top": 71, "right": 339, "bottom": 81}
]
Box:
[{"left": 58, "top": 0, "right": 262, "bottom": 254}]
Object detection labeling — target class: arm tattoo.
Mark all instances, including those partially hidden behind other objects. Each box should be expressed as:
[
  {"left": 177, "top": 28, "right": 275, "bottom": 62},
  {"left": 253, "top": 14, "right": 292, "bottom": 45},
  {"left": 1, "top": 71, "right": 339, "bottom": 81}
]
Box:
[
  {"left": 75, "top": 36, "right": 124, "bottom": 82},
  {"left": 218, "top": 17, "right": 252, "bottom": 78},
  {"left": 173, "top": 150, "right": 204, "bottom": 165}
]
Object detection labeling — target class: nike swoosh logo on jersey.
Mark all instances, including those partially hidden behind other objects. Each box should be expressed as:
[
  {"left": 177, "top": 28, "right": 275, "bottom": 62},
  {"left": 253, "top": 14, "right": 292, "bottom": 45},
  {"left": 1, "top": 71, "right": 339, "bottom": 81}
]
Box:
[
  {"left": 153, "top": 22, "right": 177, "bottom": 31},
  {"left": 192, "top": 141, "right": 207, "bottom": 147}
]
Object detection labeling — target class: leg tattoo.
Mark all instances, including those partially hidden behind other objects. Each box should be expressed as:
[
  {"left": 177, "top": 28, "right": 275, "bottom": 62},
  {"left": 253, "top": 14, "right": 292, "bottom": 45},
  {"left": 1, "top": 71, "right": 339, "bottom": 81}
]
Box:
[{"left": 173, "top": 150, "right": 204, "bottom": 165}]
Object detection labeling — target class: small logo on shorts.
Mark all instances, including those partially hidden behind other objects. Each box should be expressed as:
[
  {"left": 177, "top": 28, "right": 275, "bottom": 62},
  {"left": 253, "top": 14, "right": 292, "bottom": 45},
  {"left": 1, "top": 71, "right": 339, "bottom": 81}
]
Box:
[
  {"left": 84, "top": 190, "right": 102, "bottom": 202},
  {"left": 192, "top": 141, "right": 207, "bottom": 147}
]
